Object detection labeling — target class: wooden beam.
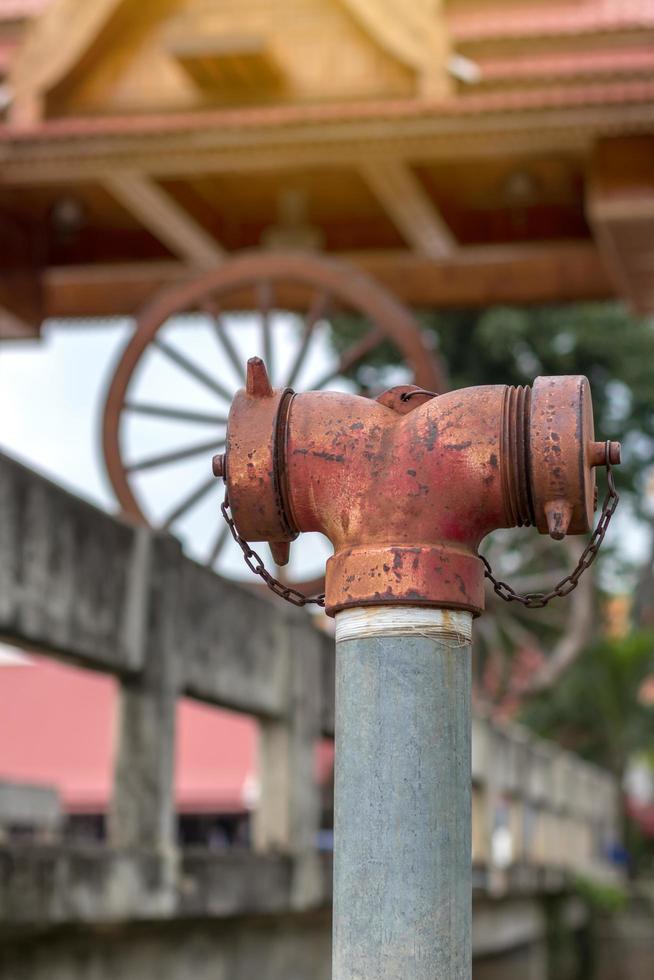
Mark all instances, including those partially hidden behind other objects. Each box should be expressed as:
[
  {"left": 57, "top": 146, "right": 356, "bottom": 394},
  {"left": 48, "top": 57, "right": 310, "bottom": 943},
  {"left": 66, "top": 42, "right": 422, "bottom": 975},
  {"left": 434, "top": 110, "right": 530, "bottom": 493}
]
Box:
[
  {"left": 358, "top": 243, "right": 613, "bottom": 307},
  {"left": 0, "top": 307, "right": 38, "bottom": 340},
  {"left": 0, "top": 267, "right": 42, "bottom": 338},
  {"left": 360, "top": 160, "right": 456, "bottom": 259},
  {"left": 39, "top": 243, "right": 613, "bottom": 321},
  {"left": 104, "top": 172, "right": 224, "bottom": 267},
  {"left": 0, "top": 216, "right": 43, "bottom": 338},
  {"left": 0, "top": 305, "right": 39, "bottom": 340}
]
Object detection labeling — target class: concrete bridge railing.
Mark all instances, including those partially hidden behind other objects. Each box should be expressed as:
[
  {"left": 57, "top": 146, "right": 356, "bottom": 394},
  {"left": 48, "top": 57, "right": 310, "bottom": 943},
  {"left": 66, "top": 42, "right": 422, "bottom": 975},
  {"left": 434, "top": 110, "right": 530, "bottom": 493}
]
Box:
[{"left": 0, "top": 451, "right": 621, "bottom": 945}]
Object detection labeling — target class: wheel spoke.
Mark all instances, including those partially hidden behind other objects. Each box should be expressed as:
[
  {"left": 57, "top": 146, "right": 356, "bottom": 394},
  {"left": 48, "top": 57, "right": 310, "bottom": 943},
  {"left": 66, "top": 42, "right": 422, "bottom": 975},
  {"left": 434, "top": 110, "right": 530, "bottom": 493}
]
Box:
[
  {"left": 152, "top": 337, "right": 234, "bottom": 402},
  {"left": 161, "top": 476, "right": 217, "bottom": 530},
  {"left": 207, "top": 521, "right": 230, "bottom": 566},
  {"left": 285, "top": 290, "right": 329, "bottom": 388},
  {"left": 126, "top": 438, "right": 224, "bottom": 474},
  {"left": 208, "top": 307, "right": 246, "bottom": 383},
  {"left": 258, "top": 280, "right": 274, "bottom": 384},
  {"left": 311, "top": 326, "right": 384, "bottom": 390},
  {"left": 124, "top": 401, "right": 228, "bottom": 426}
]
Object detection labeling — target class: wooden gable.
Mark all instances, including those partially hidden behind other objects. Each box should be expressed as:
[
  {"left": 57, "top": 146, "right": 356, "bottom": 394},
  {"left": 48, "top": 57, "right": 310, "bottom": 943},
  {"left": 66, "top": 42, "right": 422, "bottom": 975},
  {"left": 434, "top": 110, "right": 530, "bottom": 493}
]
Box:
[{"left": 10, "top": 0, "right": 451, "bottom": 122}]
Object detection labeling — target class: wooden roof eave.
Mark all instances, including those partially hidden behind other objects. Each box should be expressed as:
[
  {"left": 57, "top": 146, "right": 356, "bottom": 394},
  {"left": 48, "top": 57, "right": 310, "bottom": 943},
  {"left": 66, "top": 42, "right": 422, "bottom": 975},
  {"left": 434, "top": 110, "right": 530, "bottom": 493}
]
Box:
[{"left": 1, "top": 82, "right": 654, "bottom": 186}]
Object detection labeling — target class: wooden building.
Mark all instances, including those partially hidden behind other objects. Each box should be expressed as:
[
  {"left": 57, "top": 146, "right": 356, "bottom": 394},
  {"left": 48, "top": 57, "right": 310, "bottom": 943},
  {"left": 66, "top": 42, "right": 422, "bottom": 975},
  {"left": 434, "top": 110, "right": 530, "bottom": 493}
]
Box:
[{"left": 0, "top": 0, "right": 653, "bottom": 339}]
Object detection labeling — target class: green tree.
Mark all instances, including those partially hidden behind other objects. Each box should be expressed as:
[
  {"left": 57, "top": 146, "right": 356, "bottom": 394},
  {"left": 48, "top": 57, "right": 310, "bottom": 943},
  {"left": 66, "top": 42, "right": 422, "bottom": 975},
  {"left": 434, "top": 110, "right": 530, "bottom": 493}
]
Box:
[
  {"left": 331, "top": 302, "right": 654, "bottom": 691},
  {"left": 521, "top": 628, "right": 654, "bottom": 870},
  {"left": 334, "top": 302, "right": 654, "bottom": 505},
  {"left": 521, "top": 630, "right": 654, "bottom": 776}
]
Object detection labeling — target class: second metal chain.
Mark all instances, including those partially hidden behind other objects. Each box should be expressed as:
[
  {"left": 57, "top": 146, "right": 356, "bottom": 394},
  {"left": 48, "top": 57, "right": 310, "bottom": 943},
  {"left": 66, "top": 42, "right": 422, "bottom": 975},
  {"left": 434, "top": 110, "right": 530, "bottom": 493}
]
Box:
[
  {"left": 220, "top": 496, "right": 326, "bottom": 607},
  {"left": 480, "top": 441, "right": 619, "bottom": 608}
]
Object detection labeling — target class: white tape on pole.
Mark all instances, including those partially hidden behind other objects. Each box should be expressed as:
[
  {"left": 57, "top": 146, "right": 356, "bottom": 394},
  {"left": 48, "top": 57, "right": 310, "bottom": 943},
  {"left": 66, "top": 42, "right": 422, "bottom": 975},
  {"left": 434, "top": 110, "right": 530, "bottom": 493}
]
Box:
[{"left": 334, "top": 605, "right": 472, "bottom": 645}]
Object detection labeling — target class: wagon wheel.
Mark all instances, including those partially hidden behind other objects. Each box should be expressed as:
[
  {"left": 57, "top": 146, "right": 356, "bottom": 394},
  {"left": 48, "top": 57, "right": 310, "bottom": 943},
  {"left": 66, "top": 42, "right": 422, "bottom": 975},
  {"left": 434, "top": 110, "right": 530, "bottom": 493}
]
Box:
[{"left": 103, "top": 251, "right": 445, "bottom": 587}]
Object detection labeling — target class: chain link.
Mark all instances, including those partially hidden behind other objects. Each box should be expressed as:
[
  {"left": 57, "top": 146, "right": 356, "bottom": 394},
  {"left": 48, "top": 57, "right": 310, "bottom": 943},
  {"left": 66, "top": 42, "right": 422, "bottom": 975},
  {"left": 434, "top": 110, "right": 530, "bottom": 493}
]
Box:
[
  {"left": 220, "top": 496, "right": 326, "bottom": 607},
  {"left": 221, "top": 441, "right": 618, "bottom": 612},
  {"left": 480, "top": 441, "right": 619, "bottom": 608}
]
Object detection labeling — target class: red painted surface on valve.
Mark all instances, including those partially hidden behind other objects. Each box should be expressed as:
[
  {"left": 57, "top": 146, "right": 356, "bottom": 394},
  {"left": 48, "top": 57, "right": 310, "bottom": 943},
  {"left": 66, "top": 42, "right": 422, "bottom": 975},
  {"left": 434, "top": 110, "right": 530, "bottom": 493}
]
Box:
[{"left": 222, "top": 359, "right": 620, "bottom": 617}]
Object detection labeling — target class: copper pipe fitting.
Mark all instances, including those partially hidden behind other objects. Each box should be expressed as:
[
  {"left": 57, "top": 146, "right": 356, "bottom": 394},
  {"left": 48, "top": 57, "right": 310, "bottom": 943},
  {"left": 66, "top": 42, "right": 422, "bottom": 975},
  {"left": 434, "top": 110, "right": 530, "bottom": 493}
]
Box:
[{"left": 221, "top": 360, "right": 619, "bottom": 617}]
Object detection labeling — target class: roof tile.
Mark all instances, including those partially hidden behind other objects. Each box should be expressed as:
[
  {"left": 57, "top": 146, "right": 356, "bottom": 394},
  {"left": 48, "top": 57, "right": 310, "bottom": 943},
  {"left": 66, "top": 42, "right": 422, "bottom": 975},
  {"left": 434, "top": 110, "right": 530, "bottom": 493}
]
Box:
[
  {"left": 2, "top": 78, "right": 653, "bottom": 141},
  {"left": 0, "top": 0, "right": 51, "bottom": 19},
  {"left": 450, "top": 0, "right": 654, "bottom": 41}
]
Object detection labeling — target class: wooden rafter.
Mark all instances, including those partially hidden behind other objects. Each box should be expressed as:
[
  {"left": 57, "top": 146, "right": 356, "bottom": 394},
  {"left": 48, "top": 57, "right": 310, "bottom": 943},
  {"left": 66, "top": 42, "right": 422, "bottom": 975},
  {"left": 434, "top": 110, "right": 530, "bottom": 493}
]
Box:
[
  {"left": 9, "top": 0, "right": 127, "bottom": 126},
  {"left": 360, "top": 160, "right": 456, "bottom": 259},
  {"left": 340, "top": 0, "right": 451, "bottom": 97},
  {"left": 340, "top": 0, "right": 432, "bottom": 70},
  {"left": 104, "top": 172, "right": 224, "bottom": 268}
]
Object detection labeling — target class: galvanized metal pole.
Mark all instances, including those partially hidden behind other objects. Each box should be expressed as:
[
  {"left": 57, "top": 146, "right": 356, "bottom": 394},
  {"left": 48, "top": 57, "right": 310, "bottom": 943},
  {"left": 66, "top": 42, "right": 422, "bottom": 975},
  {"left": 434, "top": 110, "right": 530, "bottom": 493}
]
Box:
[{"left": 332, "top": 606, "right": 472, "bottom": 980}]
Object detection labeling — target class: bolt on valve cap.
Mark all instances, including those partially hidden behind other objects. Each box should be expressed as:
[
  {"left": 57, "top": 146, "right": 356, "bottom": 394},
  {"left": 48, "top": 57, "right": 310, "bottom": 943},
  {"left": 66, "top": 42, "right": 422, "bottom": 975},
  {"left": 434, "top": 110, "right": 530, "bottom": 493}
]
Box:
[
  {"left": 589, "top": 441, "right": 621, "bottom": 467},
  {"left": 212, "top": 453, "right": 225, "bottom": 479}
]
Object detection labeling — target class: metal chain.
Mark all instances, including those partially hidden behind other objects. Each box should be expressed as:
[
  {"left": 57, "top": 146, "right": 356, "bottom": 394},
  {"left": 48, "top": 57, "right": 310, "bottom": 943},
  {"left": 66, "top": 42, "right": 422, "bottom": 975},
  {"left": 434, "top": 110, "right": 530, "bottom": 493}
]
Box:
[
  {"left": 221, "top": 441, "right": 618, "bottom": 612},
  {"left": 220, "top": 496, "right": 326, "bottom": 607},
  {"left": 480, "top": 441, "right": 619, "bottom": 608}
]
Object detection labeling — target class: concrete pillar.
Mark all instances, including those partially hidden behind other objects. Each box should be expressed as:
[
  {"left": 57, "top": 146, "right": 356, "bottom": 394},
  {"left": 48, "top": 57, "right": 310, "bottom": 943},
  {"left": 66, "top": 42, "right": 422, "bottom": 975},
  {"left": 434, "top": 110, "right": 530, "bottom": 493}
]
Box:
[
  {"left": 253, "top": 614, "right": 324, "bottom": 909},
  {"left": 109, "top": 534, "right": 182, "bottom": 877}
]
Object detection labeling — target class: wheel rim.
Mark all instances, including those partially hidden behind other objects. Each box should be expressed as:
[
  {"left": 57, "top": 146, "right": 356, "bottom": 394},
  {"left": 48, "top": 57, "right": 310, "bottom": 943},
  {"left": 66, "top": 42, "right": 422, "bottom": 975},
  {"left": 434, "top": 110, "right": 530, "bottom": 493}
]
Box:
[{"left": 103, "top": 251, "right": 446, "bottom": 585}]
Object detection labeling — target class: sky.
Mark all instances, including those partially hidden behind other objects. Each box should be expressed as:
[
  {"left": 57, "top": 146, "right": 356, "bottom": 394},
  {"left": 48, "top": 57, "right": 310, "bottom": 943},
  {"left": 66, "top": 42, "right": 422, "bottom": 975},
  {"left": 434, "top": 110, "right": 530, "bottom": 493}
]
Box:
[
  {"left": 0, "top": 313, "right": 365, "bottom": 583},
  {"left": 1, "top": 319, "right": 128, "bottom": 509}
]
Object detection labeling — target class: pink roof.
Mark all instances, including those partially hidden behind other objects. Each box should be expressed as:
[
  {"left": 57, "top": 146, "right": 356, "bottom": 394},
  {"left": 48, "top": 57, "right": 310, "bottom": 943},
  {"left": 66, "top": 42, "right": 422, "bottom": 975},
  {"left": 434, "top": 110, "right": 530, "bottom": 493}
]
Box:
[
  {"left": 0, "top": 653, "right": 257, "bottom": 813},
  {"left": 476, "top": 46, "right": 654, "bottom": 83},
  {"left": 450, "top": 0, "right": 654, "bottom": 41},
  {"left": 0, "top": 0, "right": 50, "bottom": 20}
]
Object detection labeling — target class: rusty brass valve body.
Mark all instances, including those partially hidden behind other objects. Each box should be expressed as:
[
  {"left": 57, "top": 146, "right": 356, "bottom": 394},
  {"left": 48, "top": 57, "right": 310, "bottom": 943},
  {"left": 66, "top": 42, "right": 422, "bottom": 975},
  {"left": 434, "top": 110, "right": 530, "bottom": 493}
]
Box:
[{"left": 215, "top": 358, "right": 620, "bottom": 617}]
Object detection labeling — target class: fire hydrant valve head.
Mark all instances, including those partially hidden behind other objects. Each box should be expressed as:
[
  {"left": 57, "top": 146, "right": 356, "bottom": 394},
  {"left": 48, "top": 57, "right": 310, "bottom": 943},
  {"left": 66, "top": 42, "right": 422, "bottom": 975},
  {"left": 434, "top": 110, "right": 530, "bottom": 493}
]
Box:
[{"left": 222, "top": 362, "right": 618, "bottom": 617}]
